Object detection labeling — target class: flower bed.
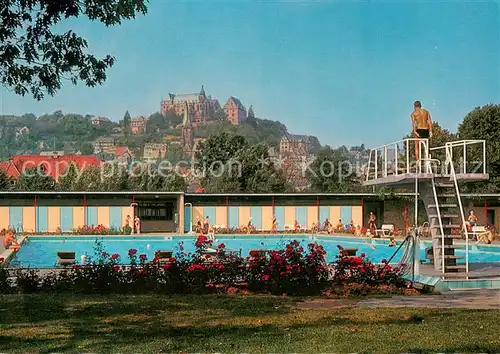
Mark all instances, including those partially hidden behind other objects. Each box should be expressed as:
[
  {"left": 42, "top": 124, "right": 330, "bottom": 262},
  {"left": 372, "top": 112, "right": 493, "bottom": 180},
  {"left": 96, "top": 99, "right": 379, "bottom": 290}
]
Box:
[{"left": 0, "top": 237, "right": 420, "bottom": 297}]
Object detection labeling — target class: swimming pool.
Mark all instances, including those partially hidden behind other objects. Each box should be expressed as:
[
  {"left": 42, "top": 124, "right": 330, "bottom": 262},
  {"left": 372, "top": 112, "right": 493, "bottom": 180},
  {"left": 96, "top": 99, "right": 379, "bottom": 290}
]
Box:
[{"left": 8, "top": 234, "right": 500, "bottom": 268}]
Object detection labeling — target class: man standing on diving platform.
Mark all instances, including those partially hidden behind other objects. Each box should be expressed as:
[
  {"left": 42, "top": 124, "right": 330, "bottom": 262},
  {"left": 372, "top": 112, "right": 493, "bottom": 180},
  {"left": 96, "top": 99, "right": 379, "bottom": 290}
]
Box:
[{"left": 411, "top": 100, "right": 433, "bottom": 162}]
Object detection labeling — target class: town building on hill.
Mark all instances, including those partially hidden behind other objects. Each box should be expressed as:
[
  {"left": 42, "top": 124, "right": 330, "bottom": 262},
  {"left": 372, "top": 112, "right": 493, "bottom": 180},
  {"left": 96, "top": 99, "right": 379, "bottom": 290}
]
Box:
[
  {"left": 131, "top": 116, "right": 148, "bottom": 134},
  {"left": 279, "top": 133, "right": 313, "bottom": 157},
  {"left": 279, "top": 133, "right": 314, "bottom": 190},
  {"left": 92, "top": 137, "right": 116, "bottom": 155},
  {"left": 223, "top": 96, "right": 247, "bottom": 125},
  {"left": 40, "top": 151, "right": 65, "bottom": 156},
  {"left": 0, "top": 155, "right": 102, "bottom": 181},
  {"left": 115, "top": 146, "right": 135, "bottom": 166},
  {"left": 181, "top": 102, "right": 195, "bottom": 157},
  {"left": 160, "top": 85, "right": 219, "bottom": 125},
  {"left": 91, "top": 117, "right": 110, "bottom": 126},
  {"left": 143, "top": 143, "right": 167, "bottom": 163},
  {"left": 15, "top": 126, "right": 30, "bottom": 138}
]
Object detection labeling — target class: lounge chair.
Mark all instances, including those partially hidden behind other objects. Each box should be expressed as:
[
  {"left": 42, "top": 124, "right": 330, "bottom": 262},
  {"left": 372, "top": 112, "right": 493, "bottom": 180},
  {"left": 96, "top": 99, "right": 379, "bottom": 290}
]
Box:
[
  {"left": 155, "top": 250, "right": 173, "bottom": 263},
  {"left": 375, "top": 224, "right": 395, "bottom": 238},
  {"left": 57, "top": 251, "right": 76, "bottom": 266},
  {"left": 470, "top": 226, "right": 486, "bottom": 241}
]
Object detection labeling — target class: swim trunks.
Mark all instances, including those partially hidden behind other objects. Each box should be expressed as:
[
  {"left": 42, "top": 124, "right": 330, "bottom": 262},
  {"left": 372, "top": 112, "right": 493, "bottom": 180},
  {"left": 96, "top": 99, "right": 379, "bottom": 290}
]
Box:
[{"left": 416, "top": 129, "right": 430, "bottom": 138}]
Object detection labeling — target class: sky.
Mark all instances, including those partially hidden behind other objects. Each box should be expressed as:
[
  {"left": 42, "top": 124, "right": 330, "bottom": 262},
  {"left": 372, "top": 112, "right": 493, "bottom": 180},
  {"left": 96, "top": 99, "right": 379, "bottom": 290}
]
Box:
[{"left": 1, "top": 0, "right": 499, "bottom": 148}]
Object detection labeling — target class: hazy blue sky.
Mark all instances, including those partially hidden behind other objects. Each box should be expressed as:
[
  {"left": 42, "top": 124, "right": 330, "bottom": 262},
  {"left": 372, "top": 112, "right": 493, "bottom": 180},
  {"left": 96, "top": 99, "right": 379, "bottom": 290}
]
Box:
[{"left": 1, "top": 0, "right": 498, "bottom": 148}]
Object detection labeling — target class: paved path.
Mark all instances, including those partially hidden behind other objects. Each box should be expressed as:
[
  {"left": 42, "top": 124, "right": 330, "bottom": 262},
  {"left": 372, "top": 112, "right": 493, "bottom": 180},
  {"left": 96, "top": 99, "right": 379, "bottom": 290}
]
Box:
[{"left": 298, "top": 290, "right": 500, "bottom": 310}]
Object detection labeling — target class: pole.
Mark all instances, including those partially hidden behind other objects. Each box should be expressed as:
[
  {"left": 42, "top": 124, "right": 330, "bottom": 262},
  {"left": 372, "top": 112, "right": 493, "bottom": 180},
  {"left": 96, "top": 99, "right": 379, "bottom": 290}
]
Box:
[
  {"left": 361, "top": 198, "right": 365, "bottom": 228},
  {"left": 414, "top": 175, "right": 418, "bottom": 228},
  {"left": 83, "top": 194, "right": 87, "bottom": 226},
  {"left": 484, "top": 199, "right": 488, "bottom": 226}
]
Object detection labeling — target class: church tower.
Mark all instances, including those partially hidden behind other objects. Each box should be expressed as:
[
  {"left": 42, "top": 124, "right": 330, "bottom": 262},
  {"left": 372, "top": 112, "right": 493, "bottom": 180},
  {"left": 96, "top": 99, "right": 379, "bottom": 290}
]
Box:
[{"left": 181, "top": 102, "right": 194, "bottom": 156}]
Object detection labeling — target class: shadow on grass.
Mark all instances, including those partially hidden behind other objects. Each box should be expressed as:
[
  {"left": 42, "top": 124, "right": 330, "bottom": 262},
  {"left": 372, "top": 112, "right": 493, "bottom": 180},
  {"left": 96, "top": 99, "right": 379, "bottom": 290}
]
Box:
[{"left": 0, "top": 294, "right": 499, "bottom": 354}]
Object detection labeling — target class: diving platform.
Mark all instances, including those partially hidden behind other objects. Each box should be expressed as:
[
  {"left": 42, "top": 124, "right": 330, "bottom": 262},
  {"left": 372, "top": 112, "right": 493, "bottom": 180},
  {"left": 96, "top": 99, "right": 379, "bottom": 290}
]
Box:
[
  {"left": 364, "top": 173, "right": 489, "bottom": 187},
  {"left": 364, "top": 139, "right": 488, "bottom": 187},
  {"left": 364, "top": 138, "right": 489, "bottom": 279}
]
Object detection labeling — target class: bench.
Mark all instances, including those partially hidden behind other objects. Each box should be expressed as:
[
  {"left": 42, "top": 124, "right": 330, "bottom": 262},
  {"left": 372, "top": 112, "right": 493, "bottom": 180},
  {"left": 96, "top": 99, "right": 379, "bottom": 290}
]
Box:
[{"left": 57, "top": 251, "right": 76, "bottom": 266}]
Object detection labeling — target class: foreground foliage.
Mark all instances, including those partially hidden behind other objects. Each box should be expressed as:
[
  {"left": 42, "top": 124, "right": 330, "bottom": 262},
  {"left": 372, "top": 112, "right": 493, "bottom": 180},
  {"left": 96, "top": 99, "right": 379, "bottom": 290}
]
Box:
[
  {"left": 0, "top": 294, "right": 499, "bottom": 353},
  {"left": 0, "top": 0, "right": 147, "bottom": 100},
  {"left": 1, "top": 238, "right": 410, "bottom": 296}
]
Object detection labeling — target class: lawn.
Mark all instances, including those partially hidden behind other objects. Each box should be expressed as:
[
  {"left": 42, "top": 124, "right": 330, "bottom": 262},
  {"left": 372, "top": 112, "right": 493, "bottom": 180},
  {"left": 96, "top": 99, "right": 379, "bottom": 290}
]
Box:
[{"left": 0, "top": 294, "right": 498, "bottom": 353}]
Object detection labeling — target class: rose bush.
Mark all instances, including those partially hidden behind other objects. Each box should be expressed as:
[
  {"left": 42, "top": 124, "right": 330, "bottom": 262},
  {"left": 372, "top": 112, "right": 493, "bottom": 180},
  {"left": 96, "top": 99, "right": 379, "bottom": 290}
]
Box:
[
  {"left": 0, "top": 240, "right": 416, "bottom": 296},
  {"left": 333, "top": 246, "right": 407, "bottom": 287}
]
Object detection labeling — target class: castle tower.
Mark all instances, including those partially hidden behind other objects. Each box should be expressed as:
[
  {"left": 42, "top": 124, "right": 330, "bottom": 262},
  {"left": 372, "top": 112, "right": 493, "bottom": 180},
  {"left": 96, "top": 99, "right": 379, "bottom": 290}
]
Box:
[
  {"left": 181, "top": 102, "right": 194, "bottom": 156},
  {"left": 199, "top": 85, "right": 206, "bottom": 103}
]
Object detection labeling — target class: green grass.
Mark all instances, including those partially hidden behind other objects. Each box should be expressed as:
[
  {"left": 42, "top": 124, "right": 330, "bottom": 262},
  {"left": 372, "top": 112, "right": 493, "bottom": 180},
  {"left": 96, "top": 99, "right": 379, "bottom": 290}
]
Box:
[{"left": 0, "top": 294, "right": 498, "bottom": 353}]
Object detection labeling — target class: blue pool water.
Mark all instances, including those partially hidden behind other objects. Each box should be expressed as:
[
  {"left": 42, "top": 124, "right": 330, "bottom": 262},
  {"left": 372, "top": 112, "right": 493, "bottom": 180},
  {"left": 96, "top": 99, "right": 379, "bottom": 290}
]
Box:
[{"left": 8, "top": 235, "right": 500, "bottom": 268}]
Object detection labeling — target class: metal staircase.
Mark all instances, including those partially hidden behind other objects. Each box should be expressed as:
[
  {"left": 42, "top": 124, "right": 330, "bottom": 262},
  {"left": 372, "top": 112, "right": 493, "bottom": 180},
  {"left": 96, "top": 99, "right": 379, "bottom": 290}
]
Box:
[
  {"left": 427, "top": 176, "right": 468, "bottom": 274},
  {"left": 364, "top": 138, "right": 487, "bottom": 278}
]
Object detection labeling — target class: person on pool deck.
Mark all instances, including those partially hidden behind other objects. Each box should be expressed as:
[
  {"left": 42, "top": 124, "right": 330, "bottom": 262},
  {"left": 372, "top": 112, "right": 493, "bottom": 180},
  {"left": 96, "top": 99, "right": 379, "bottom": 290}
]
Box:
[
  {"left": 368, "top": 211, "right": 377, "bottom": 234},
  {"left": 203, "top": 216, "right": 210, "bottom": 234},
  {"left": 476, "top": 229, "right": 496, "bottom": 244},
  {"left": 271, "top": 215, "right": 277, "bottom": 232},
  {"left": 467, "top": 210, "right": 478, "bottom": 228},
  {"left": 247, "top": 217, "right": 253, "bottom": 234},
  {"left": 411, "top": 100, "right": 433, "bottom": 162}
]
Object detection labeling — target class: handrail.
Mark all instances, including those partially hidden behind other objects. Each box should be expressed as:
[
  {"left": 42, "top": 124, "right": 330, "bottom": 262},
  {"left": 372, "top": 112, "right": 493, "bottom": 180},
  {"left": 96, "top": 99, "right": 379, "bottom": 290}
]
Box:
[
  {"left": 446, "top": 144, "right": 469, "bottom": 274},
  {"left": 365, "top": 138, "right": 486, "bottom": 182}
]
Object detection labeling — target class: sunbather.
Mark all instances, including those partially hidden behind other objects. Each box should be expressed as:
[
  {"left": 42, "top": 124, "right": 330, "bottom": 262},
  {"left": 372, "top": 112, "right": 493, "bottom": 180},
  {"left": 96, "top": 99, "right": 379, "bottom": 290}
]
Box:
[
  {"left": 3, "top": 230, "right": 20, "bottom": 251},
  {"left": 476, "top": 230, "right": 496, "bottom": 245}
]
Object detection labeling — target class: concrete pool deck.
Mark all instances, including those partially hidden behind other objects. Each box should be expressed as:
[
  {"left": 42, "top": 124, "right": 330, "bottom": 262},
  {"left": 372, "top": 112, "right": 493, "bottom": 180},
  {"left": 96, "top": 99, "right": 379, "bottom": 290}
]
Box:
[{"left": 298, "top": 289, "right": 500, "bottom": 310}]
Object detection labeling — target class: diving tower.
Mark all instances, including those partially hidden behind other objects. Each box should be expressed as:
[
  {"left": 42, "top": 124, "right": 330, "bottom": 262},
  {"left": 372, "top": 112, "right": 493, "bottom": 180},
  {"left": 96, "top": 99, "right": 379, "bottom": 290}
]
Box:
[{"left": 364, "top": 138, "right": 488, "bottom": 278}]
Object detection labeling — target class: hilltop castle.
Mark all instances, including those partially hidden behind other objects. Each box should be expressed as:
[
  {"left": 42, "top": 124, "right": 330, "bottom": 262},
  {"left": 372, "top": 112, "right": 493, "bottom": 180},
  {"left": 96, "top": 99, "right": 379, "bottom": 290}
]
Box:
[{"left": 161, "top": 86, "right": 247, "bottom": 125}]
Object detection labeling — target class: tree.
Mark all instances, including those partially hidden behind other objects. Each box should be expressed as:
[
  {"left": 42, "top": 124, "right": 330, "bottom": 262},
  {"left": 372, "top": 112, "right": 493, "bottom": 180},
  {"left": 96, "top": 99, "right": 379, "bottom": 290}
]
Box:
[
  {"left": 56, "top": 163, "right": 79, "bottom": 191},
  {"left": 0, "top": 170, "right": 11, "bottom": 190},
  {"left": 80, "top": 142, "right": 95, "bottom": 155},
  {"left": 307, "top": 146, "right": 361, "bottom": 193},
  {"left": 195, "top": 133, "right": 289, "bottom": 193},
  {"left": 16, "top": 168, "right": 55, "bottom": 191},
  {"left": 457, "top": 104, "right": 500, "bottom": 192},
  {"left": 1, "top": 0, "right": 147, "bottom": 100},
  {"left": 247, "top": 105, "right": 255, "bottom": 120}
]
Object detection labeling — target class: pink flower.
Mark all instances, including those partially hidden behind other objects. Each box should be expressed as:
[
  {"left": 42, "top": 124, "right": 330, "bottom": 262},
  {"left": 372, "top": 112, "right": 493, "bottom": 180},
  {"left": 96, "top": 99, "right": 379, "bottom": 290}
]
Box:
[
  {"left": 139, "top": 254, "right": 147, "bottom": 261},
  {"left": 111, "top": 253, "right": 119, "bottom": 260},
  {"left": 263, "top": 274, "right": 270, "bottom": 281}
]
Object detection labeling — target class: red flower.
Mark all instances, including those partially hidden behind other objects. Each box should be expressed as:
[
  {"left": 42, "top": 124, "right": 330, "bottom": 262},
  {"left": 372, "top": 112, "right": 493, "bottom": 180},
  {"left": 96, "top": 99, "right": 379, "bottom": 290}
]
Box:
[
  {"left": 218, "top": 243, "right": 225, "bottom": 249},
  {"left": 381, "top": 259, "right": 387, "bottom": 264},
  {"left": 163, "top": 263, "right": 173, "bottom": 270},
  {"left": 111, "top": 253, "right": 119, "bottom": 260},
  {"left": 112, "top": 265, "right": 120, "bottom": 272},
  {"left": 263, "top": 274, "right": 270, "bottom": 281},
  {"left": 139, "top": 254, "right": 147, "bottom": 261},
  {"left": 128, "top": 249, "right": 137, "bottom": 256},
  {"left": 360, "top": 253, "right": 366, "bottom": 258}
]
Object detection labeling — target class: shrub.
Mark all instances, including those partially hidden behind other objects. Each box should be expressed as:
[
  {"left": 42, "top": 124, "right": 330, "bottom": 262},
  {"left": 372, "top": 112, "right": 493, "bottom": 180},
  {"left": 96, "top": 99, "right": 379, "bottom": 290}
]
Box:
[
  {"left": 332, "top": 245, "right": 407, "bottom": 287},
  {"left": 3, "top": 240, "right": 413, "bottom": 297}
]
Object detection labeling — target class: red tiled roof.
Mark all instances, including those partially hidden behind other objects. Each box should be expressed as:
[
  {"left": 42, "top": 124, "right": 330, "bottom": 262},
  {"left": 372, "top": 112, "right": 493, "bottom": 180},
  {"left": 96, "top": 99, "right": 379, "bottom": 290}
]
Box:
[
  {"left": 0, "top": 161, "right": 21, "bottom": 179},
  {"left": 7, "top": 155, "right": 103, "bottom": 180},
  {"left": 115, "top": 146, "right": 134, "bottom": 157}
]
